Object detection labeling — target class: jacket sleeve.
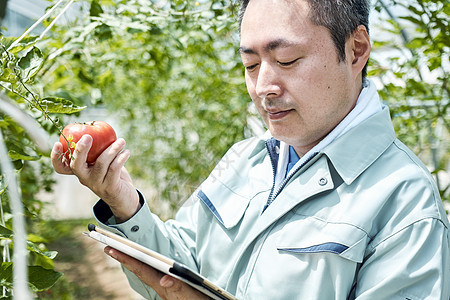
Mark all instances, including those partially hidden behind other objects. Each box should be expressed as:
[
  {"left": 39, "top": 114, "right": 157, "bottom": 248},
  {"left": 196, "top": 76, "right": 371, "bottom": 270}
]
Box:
[
  {"left": 93, "top": 190, "right": 202, "bottom": 300},
  {"left": 354, "top": 217, "right": 450, "bottom": 300}
]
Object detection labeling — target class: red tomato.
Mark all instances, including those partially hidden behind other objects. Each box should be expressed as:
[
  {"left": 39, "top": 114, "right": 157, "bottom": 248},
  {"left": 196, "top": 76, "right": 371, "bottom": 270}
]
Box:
[{"left": 59, "top": 121, "right": 117, "bottom": 164}]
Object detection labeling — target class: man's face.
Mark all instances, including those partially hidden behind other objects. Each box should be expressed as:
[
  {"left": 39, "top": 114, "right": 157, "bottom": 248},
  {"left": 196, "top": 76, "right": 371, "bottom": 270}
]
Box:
[{"left": 240, "top": 0, "right": 360, "bottom": 155}]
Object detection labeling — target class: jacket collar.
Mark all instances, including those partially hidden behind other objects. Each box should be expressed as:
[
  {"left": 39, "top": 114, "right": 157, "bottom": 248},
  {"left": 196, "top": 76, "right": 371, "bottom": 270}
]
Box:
[
  {"left": 322, "top": 107, "right": 396, "bottom": 185},
  {"left": 263, "top": 107, "right": 396, "bottom": 186}
]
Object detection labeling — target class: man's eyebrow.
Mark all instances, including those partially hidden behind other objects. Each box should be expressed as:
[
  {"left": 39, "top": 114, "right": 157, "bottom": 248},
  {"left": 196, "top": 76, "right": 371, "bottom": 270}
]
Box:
[
  {"left": 265, "top": 39, "right": 298, "bottom": 52},
  {"left": 238, "top": 46, "right": 255, "bottom": 54},
  {"left": 239, "top": 38, "right": 300, "bottom": 55}
]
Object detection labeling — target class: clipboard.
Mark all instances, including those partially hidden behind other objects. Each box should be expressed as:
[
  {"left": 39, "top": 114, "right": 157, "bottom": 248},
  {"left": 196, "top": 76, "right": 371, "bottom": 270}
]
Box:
[{"left": 84, "top": 224, "right": 237, "bottom": 300}]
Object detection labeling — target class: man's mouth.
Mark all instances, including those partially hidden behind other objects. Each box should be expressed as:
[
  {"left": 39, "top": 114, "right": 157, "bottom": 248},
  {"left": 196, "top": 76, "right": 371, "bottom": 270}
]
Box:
[{"left": 267, "top": 109, "right": 294, "bottom": 120}]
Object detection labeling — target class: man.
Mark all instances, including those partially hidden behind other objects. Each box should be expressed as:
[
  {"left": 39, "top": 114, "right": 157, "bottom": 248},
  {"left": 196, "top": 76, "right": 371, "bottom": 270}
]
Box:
[{"left": 52, "top": 0, "right": 450, "bottom": 299}]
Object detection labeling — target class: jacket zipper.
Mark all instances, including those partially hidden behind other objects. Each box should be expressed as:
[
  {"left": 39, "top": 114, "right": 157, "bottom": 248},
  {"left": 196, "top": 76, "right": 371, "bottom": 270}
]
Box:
[
  {"left": 263, "top": 140, "right": 278, "bottom": 212},
  {"left": 263, "top": 139, "right": 319, "bottom": 212}
]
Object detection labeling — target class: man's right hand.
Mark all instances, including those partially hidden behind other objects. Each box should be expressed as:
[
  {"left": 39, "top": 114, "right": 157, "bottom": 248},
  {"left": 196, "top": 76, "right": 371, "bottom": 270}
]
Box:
[{"left": 51, "top": 134, "right": 140, "bottom": 223}]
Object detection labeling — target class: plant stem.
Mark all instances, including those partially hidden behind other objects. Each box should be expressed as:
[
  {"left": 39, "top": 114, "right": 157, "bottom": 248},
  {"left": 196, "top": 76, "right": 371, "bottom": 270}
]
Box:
[{"left": 0, "top": 94, "right": 51, "bottom": 153}]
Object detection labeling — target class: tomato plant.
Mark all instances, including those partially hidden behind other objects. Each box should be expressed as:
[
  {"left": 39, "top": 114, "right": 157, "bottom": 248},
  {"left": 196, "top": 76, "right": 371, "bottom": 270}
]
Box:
[{"left": 60, "top": 121, "right": 117, "bottom": 164}]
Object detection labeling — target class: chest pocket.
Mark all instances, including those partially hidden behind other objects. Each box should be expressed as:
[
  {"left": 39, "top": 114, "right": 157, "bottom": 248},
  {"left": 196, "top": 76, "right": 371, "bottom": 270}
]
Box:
[{"left": 276, "top": 215, "right": 368, "bottom": 263}]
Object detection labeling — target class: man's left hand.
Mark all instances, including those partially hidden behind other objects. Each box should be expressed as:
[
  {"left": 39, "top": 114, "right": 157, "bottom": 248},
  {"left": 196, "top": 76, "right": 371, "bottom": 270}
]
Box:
[{"left": 104, "top": 246, "right": 211, "bottom": 300}]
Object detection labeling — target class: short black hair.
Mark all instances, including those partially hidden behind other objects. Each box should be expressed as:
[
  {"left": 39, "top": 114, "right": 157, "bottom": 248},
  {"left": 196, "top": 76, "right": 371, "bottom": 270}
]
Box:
[{"left": 239, "top": 0, "right": 371, "bottom": 77}]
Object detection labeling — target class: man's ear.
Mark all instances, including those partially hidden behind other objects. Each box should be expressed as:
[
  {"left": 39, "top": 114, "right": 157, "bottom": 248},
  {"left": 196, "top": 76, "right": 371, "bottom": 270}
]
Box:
[{"left": 348, "top": 25, "right": 370, "bottom": 77}]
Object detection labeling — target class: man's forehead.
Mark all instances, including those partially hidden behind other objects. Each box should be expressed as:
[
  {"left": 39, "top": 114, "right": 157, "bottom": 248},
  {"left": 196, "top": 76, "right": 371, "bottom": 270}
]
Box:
[
  {"left": 241, "top": 0, "right": 310, "bottom": 18},
  {"left": 239, "top": 0, "right": 313, "bottom": 45}
]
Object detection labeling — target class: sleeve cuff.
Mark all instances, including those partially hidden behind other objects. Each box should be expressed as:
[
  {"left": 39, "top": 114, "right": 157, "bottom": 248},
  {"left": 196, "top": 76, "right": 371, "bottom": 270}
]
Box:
[
  {"left": 92, "top": 189, "right": 149, "bottom": 239},
  {"left": 93, "top": 189, "right": 145, "bottom": 224}
]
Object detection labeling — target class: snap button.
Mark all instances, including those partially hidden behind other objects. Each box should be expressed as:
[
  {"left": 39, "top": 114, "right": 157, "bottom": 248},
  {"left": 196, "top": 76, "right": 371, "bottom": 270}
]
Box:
[
  {"left": 318, "top": 178, "right": 328, "bottom": 186},
  {"left": 131, "top": 225, "right": 139, "bottom": 232}
]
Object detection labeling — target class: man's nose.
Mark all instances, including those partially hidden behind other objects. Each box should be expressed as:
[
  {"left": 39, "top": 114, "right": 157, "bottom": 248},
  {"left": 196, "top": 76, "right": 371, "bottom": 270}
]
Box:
[{"left": 255, "top": 62, "right": 282, "bottom": 98}]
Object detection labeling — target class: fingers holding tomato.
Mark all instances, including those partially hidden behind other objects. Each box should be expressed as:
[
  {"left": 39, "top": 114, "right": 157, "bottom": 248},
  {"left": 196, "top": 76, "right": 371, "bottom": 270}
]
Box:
[
  {"left": 69, "top": 134, "right": 94, "bottom": 172},
  {"left": 86, "top": 137, "right": 130, "bottom": 187},
  {"left": 78, "top": 137, "right": 139, "bottom": 221}
]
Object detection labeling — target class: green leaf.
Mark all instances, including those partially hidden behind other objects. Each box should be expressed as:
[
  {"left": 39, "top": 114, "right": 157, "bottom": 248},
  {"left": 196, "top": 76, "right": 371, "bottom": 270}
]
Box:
[
  {"left": 27, "top": 233, "right": 48, "bottom": 244},
  {"left": 90, "top": 0, "right": 104, "bottom": 17},
  {"left": 39, "top": 97, "right": 86, "bottom": 114},
  {"left": 94, "top": 23, "right": 113, "bottom": 41},
  {"left": 0, "top": 224, "right": 13, "bottom": 239},
  {"left": 27, "top": 240, "right": 58, "bottom": 260},
  {"left": 28, "top": 266, "right": 62, "bottom": 292},
  {"left": 407, "top": 37, "right": 425, "bottom": 50},
  {"left": 11, "top": 159, "right": 23, "bottom": 171},
  {"left": 428, "top": 56, "right": 441, "bottom": 71},
  {"left": 0, "top": 263, "right": 13, "bottom": 289},
  {"left": 406, "top": 4, "right": 424, "bottom": 17},
  {"left": 17, "top": 46, "right": 44, "bottom": 81},
  {"left": 0, "top": 263, "right": 62, "bottom": 292},
  {"left": 8, "top": 150, "right": 40, "bottom": 161},
  {"left": 399, "top": 15, "right": 424, "bottom": 27},
  {"left": 0, "top": 68, "right": 14, "bottom": 83},
  {"left": 0, "top": 183, "right": 5, "bottom": 197},
  {"left": 0, "top": 36, "right": 39, "bottom": 54},
  {"left": 77, "top": 69, "right": 94, "bottom": 84},
  {"left": 31, "top": 253, "right": 54, "bottom": 271}
]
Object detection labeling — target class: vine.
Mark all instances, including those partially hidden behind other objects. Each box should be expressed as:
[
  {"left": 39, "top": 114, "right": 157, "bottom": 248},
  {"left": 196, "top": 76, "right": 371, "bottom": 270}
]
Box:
[{"left": 0, "top": 0, "right": 85, "bottom": 297}]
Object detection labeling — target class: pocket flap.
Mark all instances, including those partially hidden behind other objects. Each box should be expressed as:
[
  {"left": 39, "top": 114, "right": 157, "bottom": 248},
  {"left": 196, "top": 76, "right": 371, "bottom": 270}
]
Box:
[
  {"left": 197, "top": 185, "right": 251, "bottom": 229},
  {"left": 277, "top": 216, "right": 368, "bottom": 263}
]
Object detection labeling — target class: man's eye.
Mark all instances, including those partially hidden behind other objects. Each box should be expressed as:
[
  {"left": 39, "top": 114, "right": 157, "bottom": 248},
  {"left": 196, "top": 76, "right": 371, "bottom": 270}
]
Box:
[
  {"left": 245, "top": 64, "right": 258, "bottom": 71},
  {"left": 278, "top": 58, "right": 300, "bottom": 67}
]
